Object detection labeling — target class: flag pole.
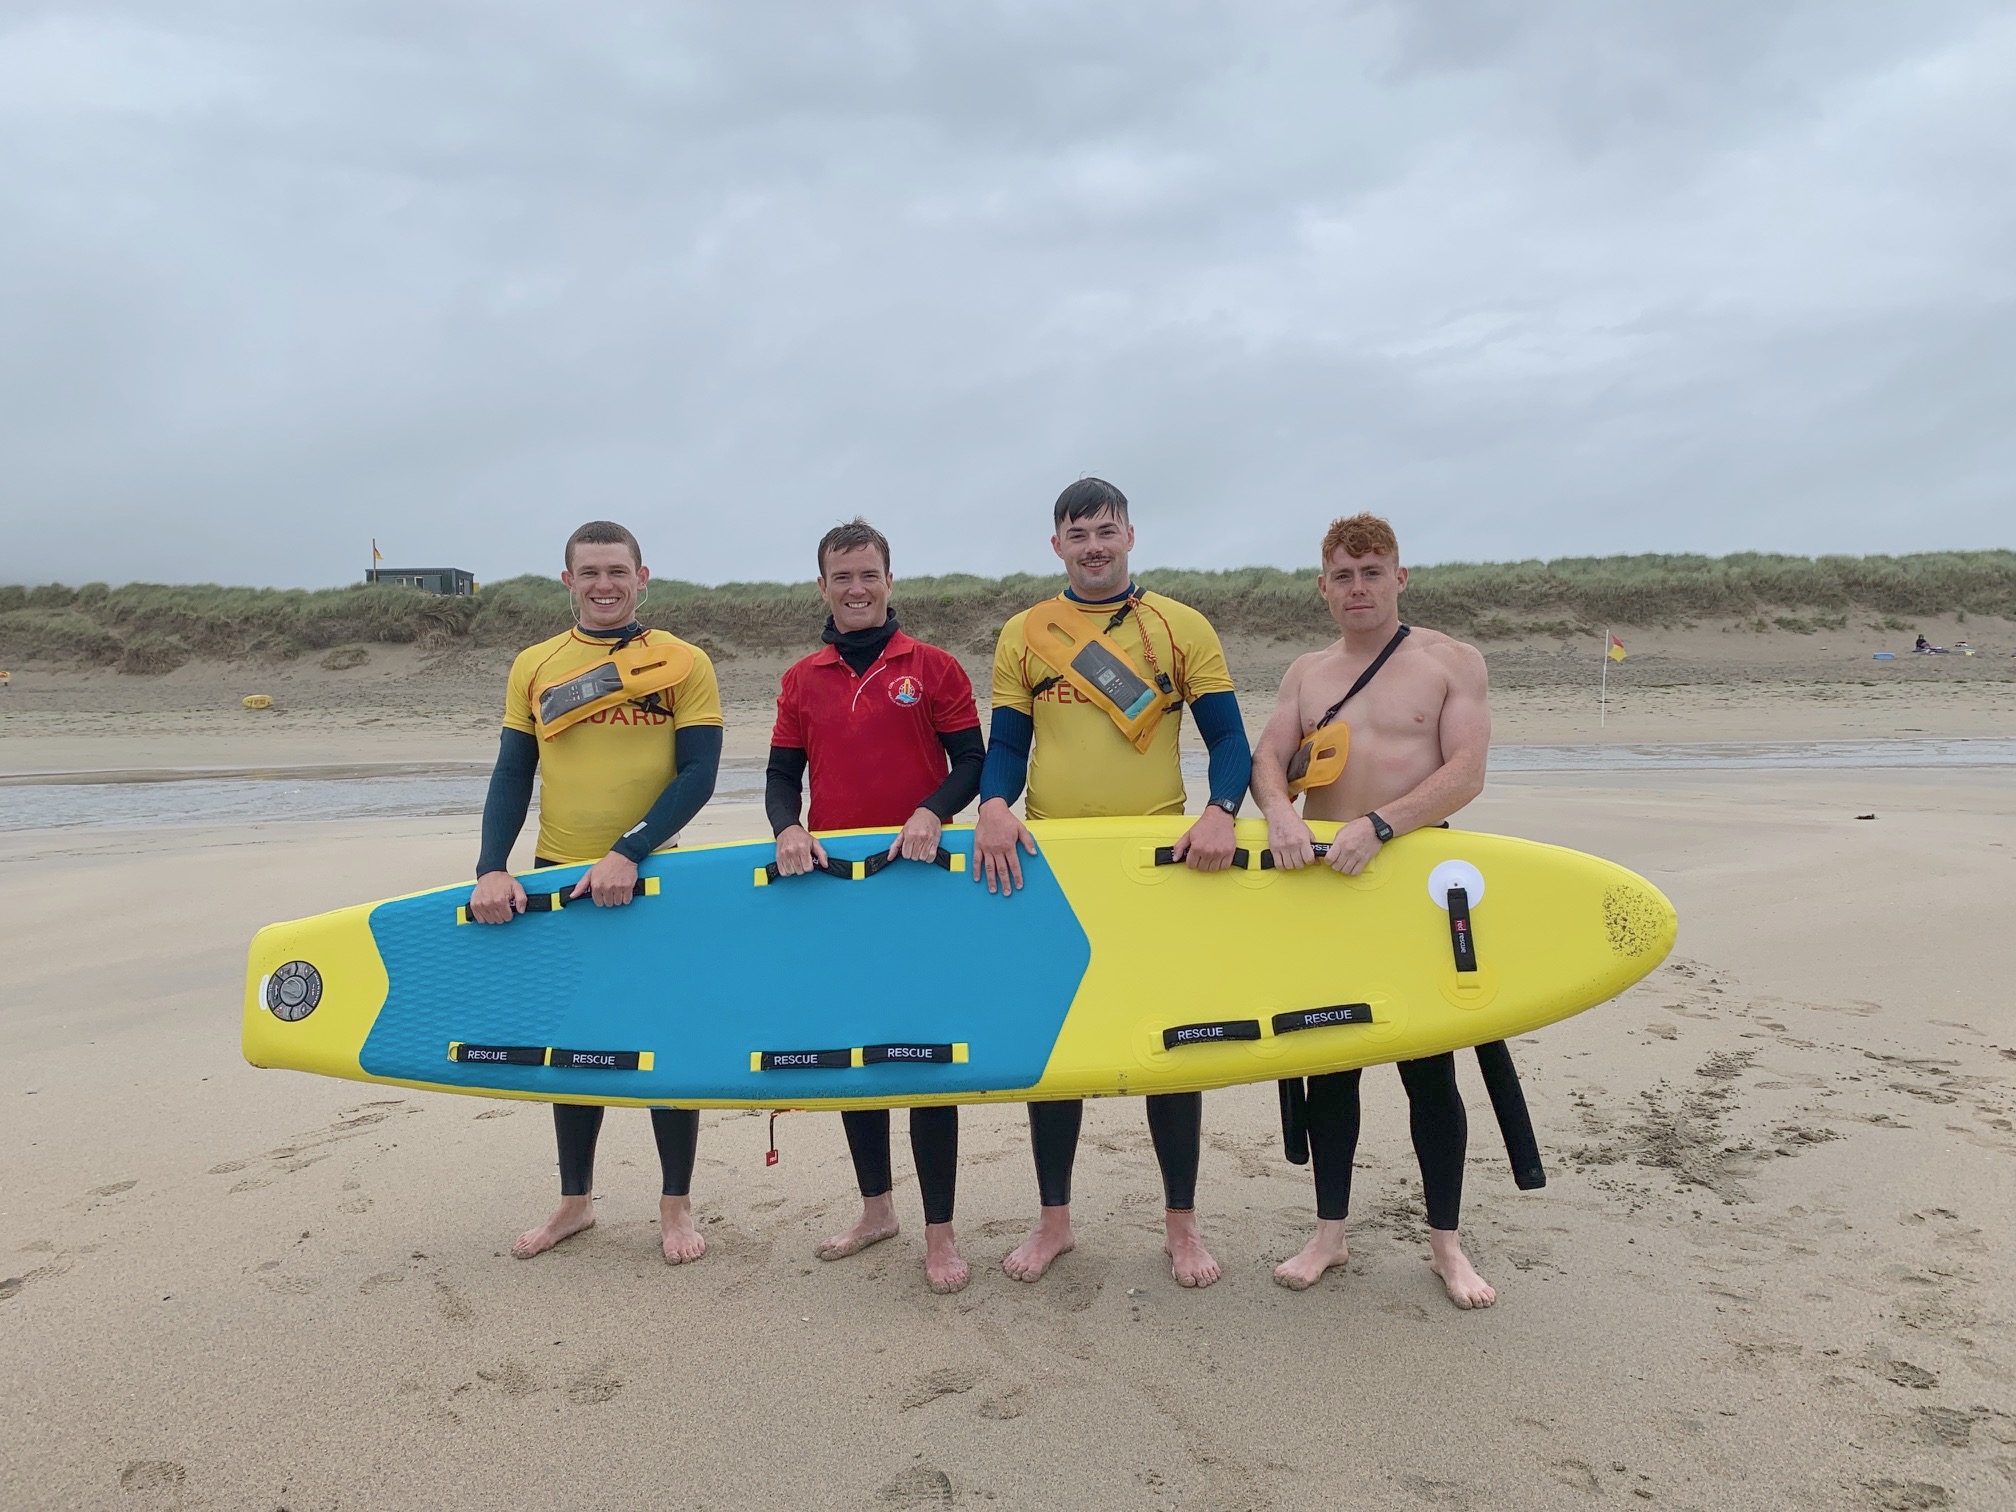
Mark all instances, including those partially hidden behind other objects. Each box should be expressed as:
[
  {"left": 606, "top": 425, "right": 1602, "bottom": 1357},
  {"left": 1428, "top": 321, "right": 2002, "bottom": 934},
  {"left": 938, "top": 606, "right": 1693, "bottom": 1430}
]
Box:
[{"left": 1600, "top": 625, "right": 1609, "bottom": 728}]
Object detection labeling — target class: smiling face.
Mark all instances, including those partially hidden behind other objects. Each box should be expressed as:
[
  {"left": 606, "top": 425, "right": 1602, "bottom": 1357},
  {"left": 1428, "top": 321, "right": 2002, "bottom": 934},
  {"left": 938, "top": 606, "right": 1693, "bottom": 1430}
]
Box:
[
  {"left": 1317, "top": 545, "right": 1407, "bottom": 637},
  {"left": 1052, "top": 506, "right": 1135, "bottom": 599},
  {"left": 562, "top": 540, "right": 649, "bottom": 631},
  {"left": 819, "top": 542, "right": 892, "bottom": 633}
]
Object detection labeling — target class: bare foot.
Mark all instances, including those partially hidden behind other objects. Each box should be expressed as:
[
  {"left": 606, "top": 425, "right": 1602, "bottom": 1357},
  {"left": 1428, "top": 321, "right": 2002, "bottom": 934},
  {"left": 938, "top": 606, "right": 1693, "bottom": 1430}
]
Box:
[
  {"left": 1428, "top": 1228, "right": 1496, "bottom": 1309},
  {"left": 1163, "top": 1209, "right": 1220, "bottom": 1288},
  {"left": 815, "top": 1193, "right": 900, "bottom": 1261},
  {"left": 512, "top": 1195, "right": 594, "bottom": 1258},
  {"left": 661, "top": 1195, "right": 706, "bottom": 1265},
  {"left": 1002, "top": 1207, "right": 1075, "bottom": 1281},
  {"left": 1273, "top": 1219, "right": 1349, "bottom": 1291},
  {"left": 923, "top": 1221, "right": 970, "bottom": 1294}
]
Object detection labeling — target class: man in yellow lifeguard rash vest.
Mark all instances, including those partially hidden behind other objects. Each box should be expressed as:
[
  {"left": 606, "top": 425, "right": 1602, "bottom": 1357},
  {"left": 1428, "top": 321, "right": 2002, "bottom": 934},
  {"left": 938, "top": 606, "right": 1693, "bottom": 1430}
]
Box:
[
  {"left": 466, "top": 520, "right": 723, "bottom": 1265},
  {"left": 973, "top": 478, "right": 1253, "bottom": 1289}
]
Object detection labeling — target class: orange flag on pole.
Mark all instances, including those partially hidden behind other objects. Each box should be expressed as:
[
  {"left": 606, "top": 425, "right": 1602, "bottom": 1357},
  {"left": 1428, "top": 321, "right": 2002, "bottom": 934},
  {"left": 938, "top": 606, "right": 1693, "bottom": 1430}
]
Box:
[{"left": 1607, "top": 633, "right": 1627, "bottom": 663}]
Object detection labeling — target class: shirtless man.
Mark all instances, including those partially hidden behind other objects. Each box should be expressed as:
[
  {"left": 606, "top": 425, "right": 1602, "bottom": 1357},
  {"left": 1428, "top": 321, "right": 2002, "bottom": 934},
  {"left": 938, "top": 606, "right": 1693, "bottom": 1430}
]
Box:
[{"left": 1249, "top": 512, "right": 1497, "bottom": 1308}]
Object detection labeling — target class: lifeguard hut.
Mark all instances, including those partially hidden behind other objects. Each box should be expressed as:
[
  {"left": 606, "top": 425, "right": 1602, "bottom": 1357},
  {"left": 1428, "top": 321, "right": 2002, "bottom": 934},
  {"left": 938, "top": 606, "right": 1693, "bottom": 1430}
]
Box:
[{"left": 366, "top": 566, "right": 476, "bottom": 596}]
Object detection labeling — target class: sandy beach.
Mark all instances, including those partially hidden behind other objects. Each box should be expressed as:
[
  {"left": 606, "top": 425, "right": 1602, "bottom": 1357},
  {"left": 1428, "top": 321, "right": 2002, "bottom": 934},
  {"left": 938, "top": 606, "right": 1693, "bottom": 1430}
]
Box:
[{"left": 4, "top": 629, "right": 2015, "bottom": 1510}]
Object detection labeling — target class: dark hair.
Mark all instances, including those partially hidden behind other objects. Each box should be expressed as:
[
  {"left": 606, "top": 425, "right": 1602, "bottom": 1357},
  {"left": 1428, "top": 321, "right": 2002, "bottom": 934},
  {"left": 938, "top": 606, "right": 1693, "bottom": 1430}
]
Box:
[
  {"left": 1053, "top": 476, "right": 1129, "bottom": 529},
  {"left": 817, "top": 517, "right": 891, "bottom": 576},
  {"left": 565, "top": 520, "right": 642, "bottom": 570}
]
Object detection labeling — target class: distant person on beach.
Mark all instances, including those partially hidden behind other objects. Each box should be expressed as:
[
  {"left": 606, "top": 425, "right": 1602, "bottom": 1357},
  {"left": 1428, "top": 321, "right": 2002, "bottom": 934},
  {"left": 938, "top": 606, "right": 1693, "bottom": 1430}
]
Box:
[
  {"left": 767, "top": 517, "right": 984, "bottom": 1292},
  {"left": 1249, "top": 512, "right": 1498, "bottom": 1308},
  {"left": 467, "top": 520, "right": 723, "bottom": 1263},
  {"left": 972, "top": 476, "right": 1253, "bottom": 1287}
]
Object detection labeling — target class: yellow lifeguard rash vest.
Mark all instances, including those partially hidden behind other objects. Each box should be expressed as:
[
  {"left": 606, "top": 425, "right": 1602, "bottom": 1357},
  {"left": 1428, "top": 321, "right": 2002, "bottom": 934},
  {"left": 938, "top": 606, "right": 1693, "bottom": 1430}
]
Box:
[
  {"left": 502, "top": 628, "right": 724, "bottom": 864},
  {"left": 992, "top": 591, "right": 1234, "bottom": 821}
]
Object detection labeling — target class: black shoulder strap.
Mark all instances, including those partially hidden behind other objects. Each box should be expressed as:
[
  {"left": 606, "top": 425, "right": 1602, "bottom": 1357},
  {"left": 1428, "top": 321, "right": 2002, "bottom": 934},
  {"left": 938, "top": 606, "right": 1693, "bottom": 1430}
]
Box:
[{"left": 1314, "top": 624, "right": 1410, "bottom": 729}]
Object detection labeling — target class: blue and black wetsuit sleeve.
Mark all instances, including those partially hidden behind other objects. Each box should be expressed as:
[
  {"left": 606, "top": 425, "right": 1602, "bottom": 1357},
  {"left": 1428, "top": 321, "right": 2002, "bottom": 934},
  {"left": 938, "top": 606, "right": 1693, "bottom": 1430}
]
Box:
[
  {"left": 476, "top": 727, "right": 539, "bottom": 875},
  {"left": 920, "top": 726, "right": 985, "bottom": 821},
  {"left": 1191, "top": 690, "right": 1252, "bottom": 813},
  {"left": 766, "top": 744, "right": 808, "bottom": 835},
  {"left": 610, "top": 725, "right": 724, "bottom": 863},
  {"left": 978, "top": 707, "right": 1033, "bottom": 807}
]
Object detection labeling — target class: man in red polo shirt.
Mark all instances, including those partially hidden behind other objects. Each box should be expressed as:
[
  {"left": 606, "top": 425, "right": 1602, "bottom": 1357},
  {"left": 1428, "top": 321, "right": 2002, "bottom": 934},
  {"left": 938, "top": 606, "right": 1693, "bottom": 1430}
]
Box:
[{"left": 768, "top": 517, "right": 984, "bottom": 1293}]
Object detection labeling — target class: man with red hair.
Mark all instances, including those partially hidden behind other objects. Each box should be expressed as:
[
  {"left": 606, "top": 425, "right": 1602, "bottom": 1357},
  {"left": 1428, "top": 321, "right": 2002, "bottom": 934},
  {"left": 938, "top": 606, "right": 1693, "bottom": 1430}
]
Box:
[{"left": 1250, "top": 512, "right": 1499, "bottom": 1308}]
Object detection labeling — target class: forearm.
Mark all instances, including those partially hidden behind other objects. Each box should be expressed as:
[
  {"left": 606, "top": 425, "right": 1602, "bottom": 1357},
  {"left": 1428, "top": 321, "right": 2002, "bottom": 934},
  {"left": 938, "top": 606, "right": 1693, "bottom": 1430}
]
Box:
[
  {"left": 612, "top": 726, "right": 723, "bottom": 862},
  {"left": 921, "top": 726, "right": 984, "bottom": 821},
  {"left": 978, "top": 707, "right": 1032, "bottom": 807},
  {"left": 1190, "top": 692, "right": 1251, "bottom": 812},
  {"left": 475, "top": 728, "right": 539, "bottom": 875},
  {"left": 1369, "top": 757, "right": 1486, "bottom": 837},
  {"left": 1250, "top": 747, "right": 1297, "bottom": 818},
  {"left": 765, "top": 744, "right": 808, "bottom": 835}
]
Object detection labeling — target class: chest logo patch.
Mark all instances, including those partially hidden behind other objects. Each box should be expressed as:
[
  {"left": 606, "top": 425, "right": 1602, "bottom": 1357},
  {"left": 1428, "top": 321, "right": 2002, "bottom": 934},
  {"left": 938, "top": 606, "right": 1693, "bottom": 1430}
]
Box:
[{"left": 888, "top": 675, "right": 923, "bottom": 708}]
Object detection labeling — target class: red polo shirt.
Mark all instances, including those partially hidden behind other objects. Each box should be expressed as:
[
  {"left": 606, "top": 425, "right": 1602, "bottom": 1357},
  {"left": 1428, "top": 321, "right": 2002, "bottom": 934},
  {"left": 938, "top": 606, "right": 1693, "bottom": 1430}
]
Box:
[{"left": 772, "top": 630, "right": 980, "bottom": 831}]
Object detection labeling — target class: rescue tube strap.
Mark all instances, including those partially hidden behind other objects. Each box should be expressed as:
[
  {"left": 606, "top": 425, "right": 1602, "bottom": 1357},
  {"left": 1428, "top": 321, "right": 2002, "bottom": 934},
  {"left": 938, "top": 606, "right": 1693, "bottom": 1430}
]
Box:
[
  {"left": 755, "top": 848, "right": 965, "bottom": 886},
  {"left": 1272, "top": 1003, "right": 1375, "bottom": 1033},
  {"left": 1162, "top": 1019, "right": 1263, "bottom": 1049},
  {"left": 446, "top": 1043, "right": 655, "bottom": 1070},
  {"left": 753, "top": 1043, "right": 970, "bottom": 1071},
  {"left": 455, "top": 876, "right": 660, "bottom": 923},
  {"left": 1312, "top": 624, "right": 1412, "bottom": 731},
  {"left": 1446, "top": 885, "right": 1478, "bottom": 973}
]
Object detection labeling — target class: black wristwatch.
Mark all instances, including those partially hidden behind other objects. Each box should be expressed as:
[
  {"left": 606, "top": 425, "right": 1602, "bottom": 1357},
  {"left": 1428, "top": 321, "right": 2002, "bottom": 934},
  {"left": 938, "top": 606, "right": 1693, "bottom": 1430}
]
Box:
[
  {"left": 1206, "top": 797, "right": 1239, "bottom": 818},
  {"left": 1365, "top": 811, "right": 1395, "bottom": 843}
]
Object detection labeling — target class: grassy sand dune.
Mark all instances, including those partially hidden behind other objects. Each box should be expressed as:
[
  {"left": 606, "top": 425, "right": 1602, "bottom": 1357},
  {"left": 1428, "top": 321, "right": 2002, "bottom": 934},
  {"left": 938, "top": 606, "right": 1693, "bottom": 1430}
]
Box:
[{"left": 4, "top": 550, "right": 2013, "bottom": 673}]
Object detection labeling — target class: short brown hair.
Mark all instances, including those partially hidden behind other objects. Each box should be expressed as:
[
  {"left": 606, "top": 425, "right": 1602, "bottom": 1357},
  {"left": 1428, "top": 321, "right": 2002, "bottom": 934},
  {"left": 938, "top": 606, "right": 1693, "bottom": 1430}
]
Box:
[
  {"left": 1320, "top": 513, "right": 1399, "bottom": 566},
  {"left": 565, "top": 520, "right": 642, "bottom": 570},
  {"left": 817, "top": 517, "right": 891, "bottom": 576}
]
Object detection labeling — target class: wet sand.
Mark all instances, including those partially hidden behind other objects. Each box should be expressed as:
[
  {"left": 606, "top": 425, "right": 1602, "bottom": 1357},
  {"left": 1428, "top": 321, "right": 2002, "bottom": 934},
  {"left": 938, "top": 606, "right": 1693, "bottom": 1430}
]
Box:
[{"left": 3, "top": 626, "right": 2015, "bottom": 1509}]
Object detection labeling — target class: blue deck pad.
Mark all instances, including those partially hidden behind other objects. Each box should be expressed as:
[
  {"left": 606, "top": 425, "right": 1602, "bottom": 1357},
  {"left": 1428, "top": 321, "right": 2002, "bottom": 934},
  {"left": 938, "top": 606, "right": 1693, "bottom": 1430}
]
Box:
[{"left": 359, "top": 831, "right": 1092, "bottom": 1101}]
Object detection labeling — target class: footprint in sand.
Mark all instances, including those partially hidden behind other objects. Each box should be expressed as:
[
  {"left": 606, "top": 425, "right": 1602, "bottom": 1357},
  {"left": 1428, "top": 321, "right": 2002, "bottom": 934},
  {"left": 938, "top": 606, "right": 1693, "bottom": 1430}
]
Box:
[
  {"left": 566, "top": 1362, "right": 624, "bottom": 1406},
  {"left": 117, "top": 1460, "right": 186, "bottom": 1497},
  {"left": 476, "top": 1359, "right": 541, "bottom": 1399},
  {"left": 434, "top": 1279, "right": 475, "bottom": 1326},
  {"left": 877, "top": 1464, "right": 954, "bottom": 1508},
  {"left": 976, "top": 1387, "right": 1028, "bottom": 1421},
  {"left": 900, "top": 1366, "right": 982, "bottom": 1410},
  {"left": 91, "top": 1180, "right": 138, "bottom": 1197},
  {"left": 1863, "top": 1478, "right": 1951, "bottom": 1510}
]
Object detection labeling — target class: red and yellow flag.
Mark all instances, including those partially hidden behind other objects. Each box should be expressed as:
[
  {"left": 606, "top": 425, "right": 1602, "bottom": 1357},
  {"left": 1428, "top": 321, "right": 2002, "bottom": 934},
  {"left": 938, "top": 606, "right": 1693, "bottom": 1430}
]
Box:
[
  {"left": 372, "top": 538, "right": 383, "bottom": 563},
  {"left": 1607, "top": 633, "right": 1627, "bottom": 662}
]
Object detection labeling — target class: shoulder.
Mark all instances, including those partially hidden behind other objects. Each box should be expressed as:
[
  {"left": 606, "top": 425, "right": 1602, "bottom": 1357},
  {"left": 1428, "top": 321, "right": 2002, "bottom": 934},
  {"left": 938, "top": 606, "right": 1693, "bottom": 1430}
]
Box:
[
  {"left": 996, "top": 609, "right": 1034, "bottom": 645},
  {"left": 510, "top": 630, "right": 575, "bottom": 678},
  {"left": 1409, "top": 627, "right": 1487, "bottom": 684},
  {"left": 641, "top": 629, "right": 714, "bottom": 671},
  {"left": 1139, "top": 592, "right": 1217, "bottom": 639}
]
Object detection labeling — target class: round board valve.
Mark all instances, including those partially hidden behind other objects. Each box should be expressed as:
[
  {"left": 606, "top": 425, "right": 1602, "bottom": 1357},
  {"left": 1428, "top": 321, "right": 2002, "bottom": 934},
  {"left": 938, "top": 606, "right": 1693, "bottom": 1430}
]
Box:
[
  {"left": 1427, "top": 859, "right": 1485, "bottom": 908},
  {"left": 265, "top": 961, "right": 322, "bottom": 1021}
]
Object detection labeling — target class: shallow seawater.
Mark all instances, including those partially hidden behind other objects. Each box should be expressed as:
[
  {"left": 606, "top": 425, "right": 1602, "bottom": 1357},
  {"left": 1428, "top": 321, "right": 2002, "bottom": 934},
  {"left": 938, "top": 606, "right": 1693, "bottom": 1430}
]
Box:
[
  {"left": 0, "top": 760, "right": 770, "bottom": 833},
  {"left": 2, "top": 741, "right": 2010, "bottom": 834}
]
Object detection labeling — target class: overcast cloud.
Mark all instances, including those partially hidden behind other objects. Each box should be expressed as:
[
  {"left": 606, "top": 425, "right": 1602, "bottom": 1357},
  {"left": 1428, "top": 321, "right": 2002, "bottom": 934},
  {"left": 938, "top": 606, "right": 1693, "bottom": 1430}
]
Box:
[{"left": 2, "top": 1, "right": 2011, "bottom": 588}]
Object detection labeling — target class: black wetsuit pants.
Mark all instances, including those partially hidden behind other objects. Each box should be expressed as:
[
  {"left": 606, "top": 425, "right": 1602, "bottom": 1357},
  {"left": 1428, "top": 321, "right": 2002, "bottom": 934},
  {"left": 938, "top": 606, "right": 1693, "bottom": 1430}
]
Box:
[
  {"left": 841, "top": 1108, "right": 959, "bottom": 1227},
  {"left": 531, "top": 858, "right": 700, "bottom": 1200},
  {"left": 1027, "top": 1093, "right": 1202, "bottom": 1212},
  {"left": 1305, "top": 1053, "right": 1466, "bottom": 1230}
]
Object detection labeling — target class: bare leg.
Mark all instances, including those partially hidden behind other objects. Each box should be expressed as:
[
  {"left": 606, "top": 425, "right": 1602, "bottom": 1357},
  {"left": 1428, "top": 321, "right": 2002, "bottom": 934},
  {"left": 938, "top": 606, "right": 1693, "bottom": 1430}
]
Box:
[
  {"left": 1003, "top": 1205, "right": 1075, "bottom": 1281},
  {"left": 513, "top": 1194, "right": 595, "bottom": 1258},
  {"left": 1163, "top": 1209, "right": 1220, "bottom": 1288},
  {"left": 816, "top": 1191, "right": 901, "bottom": 1260},
  {"left": 923, "top": 1221, "right": 970, "bottom": 1294},
  {"left": 1273, "top": 1216, "right": 1350, "bottom": 1291},
  {"left": 1428, "top": 1227, "right": 1495, "bottom": 1308},
  {"left": 658, "top": 1194, "right": 706, "bottom": 1264}
]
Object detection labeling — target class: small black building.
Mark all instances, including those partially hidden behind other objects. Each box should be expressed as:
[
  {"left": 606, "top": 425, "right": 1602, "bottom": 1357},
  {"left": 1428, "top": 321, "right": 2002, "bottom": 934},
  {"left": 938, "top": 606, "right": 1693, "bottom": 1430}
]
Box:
[{"left": 366, "top": 567, "right": 476, "bottom": 596}]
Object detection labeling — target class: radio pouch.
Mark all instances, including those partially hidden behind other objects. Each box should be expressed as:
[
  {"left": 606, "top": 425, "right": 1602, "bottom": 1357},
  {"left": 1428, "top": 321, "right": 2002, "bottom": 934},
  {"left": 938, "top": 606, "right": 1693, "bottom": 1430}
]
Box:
[
  {"left": 535, "top": 637, "right": 696, "bottom": 740},
  {"left": 1021, "top": 600, "right": 1175, "bottom": 753}
]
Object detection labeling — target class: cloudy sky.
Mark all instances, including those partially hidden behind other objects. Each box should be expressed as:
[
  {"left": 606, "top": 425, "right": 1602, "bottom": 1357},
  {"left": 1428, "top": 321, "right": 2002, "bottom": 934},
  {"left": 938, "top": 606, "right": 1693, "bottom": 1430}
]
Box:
[{"left": 3, "top": 1, "right": 2011, "bottom": 588}]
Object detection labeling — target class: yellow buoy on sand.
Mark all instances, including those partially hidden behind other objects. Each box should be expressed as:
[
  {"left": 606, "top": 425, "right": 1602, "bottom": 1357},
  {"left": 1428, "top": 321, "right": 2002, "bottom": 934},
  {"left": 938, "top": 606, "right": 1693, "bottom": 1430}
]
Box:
[{"left": 242, "top": 694, "right": 273, "bottom": 710}]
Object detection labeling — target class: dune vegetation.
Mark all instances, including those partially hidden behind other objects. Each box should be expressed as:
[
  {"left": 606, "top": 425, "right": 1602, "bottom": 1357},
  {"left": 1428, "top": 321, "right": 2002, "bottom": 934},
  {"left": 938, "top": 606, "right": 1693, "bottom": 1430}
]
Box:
[{"left": 2, "top": 551, "right": 2011, "bottom": 670}]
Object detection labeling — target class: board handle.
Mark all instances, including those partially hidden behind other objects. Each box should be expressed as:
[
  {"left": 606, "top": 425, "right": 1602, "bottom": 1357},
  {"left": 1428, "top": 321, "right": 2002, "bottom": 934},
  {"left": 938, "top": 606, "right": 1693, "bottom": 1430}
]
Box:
[
  {"left": 456, "top": 876, "right": 659, "bottom": 924},
  {"left": 1153, "top": 844, "right": 1343, "bottom": 872},
  {"left": 755, "top": 847, "right": 966, "bottom": 886}
]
